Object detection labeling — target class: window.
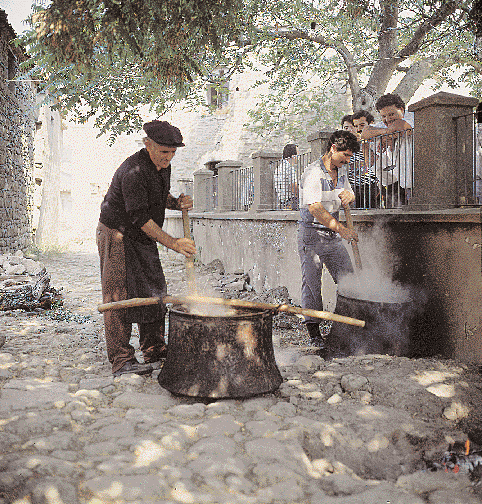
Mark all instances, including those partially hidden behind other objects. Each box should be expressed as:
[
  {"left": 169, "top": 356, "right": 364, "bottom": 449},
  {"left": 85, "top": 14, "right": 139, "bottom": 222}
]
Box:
[{"left": 207, "top": 69, "right": 229, "bottom": 109}]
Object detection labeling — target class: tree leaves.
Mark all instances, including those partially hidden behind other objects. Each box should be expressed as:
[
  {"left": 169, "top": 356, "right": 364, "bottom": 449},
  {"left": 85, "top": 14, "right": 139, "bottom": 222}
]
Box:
[{"left": 18, "top": 0, "right": 481, "bottom": 141}]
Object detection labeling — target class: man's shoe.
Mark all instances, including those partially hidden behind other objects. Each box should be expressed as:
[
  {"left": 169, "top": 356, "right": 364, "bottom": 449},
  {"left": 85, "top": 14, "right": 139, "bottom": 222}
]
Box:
[
  {"left": 144, "top": 345, "right": 168, "bottom": 366},
  {"left": 306, "top": 323, "right": 322, "bottom": 344},
  {"left": 113, "top": 361, "right": 153, "bottom": 377},
  {"left": 315, "top": 346, "right": 330, "bottom": 359}
]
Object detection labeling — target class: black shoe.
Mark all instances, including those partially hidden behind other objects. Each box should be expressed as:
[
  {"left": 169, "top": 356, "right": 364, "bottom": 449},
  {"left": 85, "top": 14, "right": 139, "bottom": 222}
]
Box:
[
  {"left": 113, "top": 361, "right": 153, "bottom": 377},
  {"left": 315, "top": 346, "right": 329, "bottom": 359},
  {"left": 144, "top": 345, "right": 168, "bottom": 366},
  {"left": 306, "top": 323, "right": 322, "bottom": 344}
]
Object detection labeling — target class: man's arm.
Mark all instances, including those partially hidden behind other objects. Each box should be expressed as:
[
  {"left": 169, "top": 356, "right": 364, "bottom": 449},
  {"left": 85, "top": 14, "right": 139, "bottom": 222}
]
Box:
[
  {"left": 141, "top": 219, "right": 195, "bottom": 257},
  {"left": 361, "top": 119, "right": 412, "bottom": 140},
  {"left": 308, "top": 191, "right": 358, "bottom": 242},
  {"left": 360, "top": 125, "right": 389, "bottom": 140}
]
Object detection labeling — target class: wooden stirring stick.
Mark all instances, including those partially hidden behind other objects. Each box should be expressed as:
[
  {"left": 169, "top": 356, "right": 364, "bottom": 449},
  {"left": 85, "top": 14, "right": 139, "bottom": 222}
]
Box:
[
  {"left": 343, "top": 203, "right": 362, "bottom": 270},
  {"left": 182, "top": 208, "right": 198, "bottom": 294}
]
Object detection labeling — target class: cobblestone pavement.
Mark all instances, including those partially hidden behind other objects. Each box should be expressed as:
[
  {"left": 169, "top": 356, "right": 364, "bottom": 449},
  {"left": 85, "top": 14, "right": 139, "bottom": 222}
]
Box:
[{"left": 1, "top": 247, "right": 482, "bottom": 503}]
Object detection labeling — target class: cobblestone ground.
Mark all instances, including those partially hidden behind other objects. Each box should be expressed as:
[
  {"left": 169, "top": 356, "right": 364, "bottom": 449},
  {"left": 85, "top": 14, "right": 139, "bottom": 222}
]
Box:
[{"left": 1, "top": 246, "right": 482, "bottom": 503}]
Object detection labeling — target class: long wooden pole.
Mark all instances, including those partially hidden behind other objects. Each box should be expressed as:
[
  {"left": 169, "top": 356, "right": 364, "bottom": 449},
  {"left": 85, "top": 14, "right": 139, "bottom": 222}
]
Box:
[
  {"left": 343, "top": 204, "right": 362, "bottom": 270},
  {"left": 97, "top": 294, "right": 365, "bottom": 327},
  {"left": 182, "top": 208, "right": 197, "bottom": 294}
]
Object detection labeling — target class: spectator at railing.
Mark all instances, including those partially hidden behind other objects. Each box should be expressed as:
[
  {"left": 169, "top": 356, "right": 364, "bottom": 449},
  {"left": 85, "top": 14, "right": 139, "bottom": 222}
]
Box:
[
  {"left": 274, "top": 143, "right": 299, "bottom": 210},
  {"left": 341, "top": 114, "right": 356, "bottom": 134},
  {"left": 360, "top": 93, "right": 414, "bottom": 207},
  {"left": 348, "top": 110, "right": 379, "bottom": 208}
]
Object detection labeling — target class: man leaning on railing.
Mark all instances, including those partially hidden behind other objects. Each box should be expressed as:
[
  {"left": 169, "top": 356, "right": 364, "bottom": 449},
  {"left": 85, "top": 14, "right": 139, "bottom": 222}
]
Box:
[
  {"left": 360, "top": 93, "right": 414, "bottom": 208},
  {"left": 274, "top": 143, "right": 300, "bottom": 210}
]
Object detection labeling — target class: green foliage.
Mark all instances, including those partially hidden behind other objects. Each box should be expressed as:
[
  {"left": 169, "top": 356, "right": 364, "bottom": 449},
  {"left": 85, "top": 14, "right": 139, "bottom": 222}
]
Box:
[
  {"left": 244, "top": 0, "right": 482, "bottom": 136},
  {"left": 18, "top": 0, "right": 482, "bottom": 140},
  {"left": 20, "top": 0, "right": 245, "bottom": 141}
]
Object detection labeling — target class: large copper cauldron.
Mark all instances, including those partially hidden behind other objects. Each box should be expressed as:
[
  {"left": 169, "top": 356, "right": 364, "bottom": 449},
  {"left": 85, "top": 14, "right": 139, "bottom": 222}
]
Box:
[
  {"left": 327, "top": 294, "right": 415, "bottom": 357},
  {"left": 158, "top": 305, "right": 282, "bottom": 398}
]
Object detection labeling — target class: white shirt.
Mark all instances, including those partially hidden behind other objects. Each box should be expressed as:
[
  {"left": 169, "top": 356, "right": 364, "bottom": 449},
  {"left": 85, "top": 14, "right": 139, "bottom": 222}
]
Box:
[
  {"left": 299, "top": 158, "right": 353, "bottom": 228},
  {"left": 371, "top": 112, "right": 414, "bottom": 189}
]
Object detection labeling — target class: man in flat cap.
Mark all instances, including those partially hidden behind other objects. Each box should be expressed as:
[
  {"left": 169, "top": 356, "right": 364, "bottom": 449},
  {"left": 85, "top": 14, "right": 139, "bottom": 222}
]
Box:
[{"left": 97, "top": 120, "right": 196, "bottom": 377}]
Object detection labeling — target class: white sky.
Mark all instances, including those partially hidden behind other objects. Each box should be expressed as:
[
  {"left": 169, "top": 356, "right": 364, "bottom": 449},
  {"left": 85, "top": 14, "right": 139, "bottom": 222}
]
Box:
[{"left": 0, "top": 0, "right": 44, "bottom": 35}]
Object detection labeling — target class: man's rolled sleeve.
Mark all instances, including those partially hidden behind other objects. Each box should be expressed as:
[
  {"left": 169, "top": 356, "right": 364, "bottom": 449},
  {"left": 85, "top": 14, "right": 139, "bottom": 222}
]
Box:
[{"left": 302, "top": 169, "right": 322, "bottom": 206}]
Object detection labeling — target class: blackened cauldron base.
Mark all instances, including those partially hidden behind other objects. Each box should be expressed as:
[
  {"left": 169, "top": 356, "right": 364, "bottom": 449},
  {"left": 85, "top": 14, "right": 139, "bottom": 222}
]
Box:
[
  {"left": 158, "top": 306, "right": 282, "bottom": 398},
  {"left": 327, "top": 294, "right": 414, "bottom": 358}
]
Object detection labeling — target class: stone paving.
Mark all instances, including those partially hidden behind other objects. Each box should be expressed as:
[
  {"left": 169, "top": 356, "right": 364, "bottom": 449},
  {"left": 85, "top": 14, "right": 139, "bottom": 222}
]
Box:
[{"left": 1, "top": 247, "right": 482, "bottom": 503}]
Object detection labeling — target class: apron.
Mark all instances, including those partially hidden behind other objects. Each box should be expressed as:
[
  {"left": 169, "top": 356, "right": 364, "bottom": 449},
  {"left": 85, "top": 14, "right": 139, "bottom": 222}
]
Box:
[{"left": 123, "top": 235, "right": 167, "bottom": 324}]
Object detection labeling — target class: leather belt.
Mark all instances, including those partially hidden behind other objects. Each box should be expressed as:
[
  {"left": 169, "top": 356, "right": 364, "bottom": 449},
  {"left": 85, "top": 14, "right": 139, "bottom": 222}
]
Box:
[{"left": 316, "top": 227, "right": 337, "bottom": 237}]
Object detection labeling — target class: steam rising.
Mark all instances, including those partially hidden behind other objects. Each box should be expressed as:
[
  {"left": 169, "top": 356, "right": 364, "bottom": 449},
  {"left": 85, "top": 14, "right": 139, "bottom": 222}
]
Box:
[
  {"left": 180, "top": 273, "right": 236, "bottom": 317},
  {"left": 338, "top": 225, "right": 411, "bottom": 303}
]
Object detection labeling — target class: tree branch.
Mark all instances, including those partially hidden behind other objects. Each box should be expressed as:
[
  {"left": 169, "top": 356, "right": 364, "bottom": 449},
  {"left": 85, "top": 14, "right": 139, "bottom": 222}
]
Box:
[
  {"left": 397, "top": 1, "right": 458, "bottom": 59},
  {"left": 393, "top": 57, "right": 439, "bottom": 103},
  {"left": 261, "top": 27, "right": 361, "bottom": 101}
]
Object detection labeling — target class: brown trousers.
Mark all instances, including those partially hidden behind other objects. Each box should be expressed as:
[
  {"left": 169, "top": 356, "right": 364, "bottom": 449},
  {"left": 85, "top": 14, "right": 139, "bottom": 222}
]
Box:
[{"left": 96, "top": 222, "right": 166, "bottom": 373}]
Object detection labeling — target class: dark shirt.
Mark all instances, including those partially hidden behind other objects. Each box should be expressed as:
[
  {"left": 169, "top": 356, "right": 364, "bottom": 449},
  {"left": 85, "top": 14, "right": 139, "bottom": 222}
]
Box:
[{"left": 99, "top": 148, "right": 171, "bottom": 244}]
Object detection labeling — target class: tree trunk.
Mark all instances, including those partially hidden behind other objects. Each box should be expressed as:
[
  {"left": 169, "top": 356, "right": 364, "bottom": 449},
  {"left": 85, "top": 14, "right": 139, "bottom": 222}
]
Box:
[
  {"left": 393, "top": 58, "right": 438, "bottom": 104},
  {"left": 35, "top": 105, "right": 63, "bottom": 251},
  {"left": 352, "top": 0, "right": 399, "bottom": 112}
]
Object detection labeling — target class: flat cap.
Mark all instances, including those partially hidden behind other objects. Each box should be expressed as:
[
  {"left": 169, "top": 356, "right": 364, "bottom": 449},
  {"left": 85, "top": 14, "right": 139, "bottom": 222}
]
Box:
[{"left": 143, "top": 120, "right": 185, "bottom": 147}]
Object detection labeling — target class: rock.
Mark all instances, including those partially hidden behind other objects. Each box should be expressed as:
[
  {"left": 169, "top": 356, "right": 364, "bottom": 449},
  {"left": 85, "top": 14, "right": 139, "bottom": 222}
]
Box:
[
  {"left": 4, "top": 264, "right": 27, "bottom": 275},
  {"left": 327, "top": 393, "right": 343, "bottom": 404},
  {"left": 167, "top": 403, "right": 206, "bottom": 418},
  {"left": 294, "top": 355, "right": 324, "bottom": 371},
  {"left": 443, "top": 401, "right": 470, "bottom": 421},
  {"left": 269, "top": 402, "right": 296, "bottom": 417},
  {"left": 340, "top": 373, "right": 371, "bottom": 393},
  {"left": 197, "top": 414, "right": 243, "bottom": 437},
  {"left": 81, "top": 475, "right": 168, "bottom": 501},
  {"left": 112, "top": 392, "right": 175, "bottom": 410},
  {"left": 0, "top": 379, "right": 70, "bottom": 411},
  {"left": 245, "top": 438, "right": 288, "bottom": 460}
]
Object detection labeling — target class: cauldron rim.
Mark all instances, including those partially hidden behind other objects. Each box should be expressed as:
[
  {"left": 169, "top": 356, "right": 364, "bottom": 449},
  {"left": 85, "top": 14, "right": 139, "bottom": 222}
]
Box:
[
  {"left": 337, "top": 292, "right": 413, "bottom": 307},
  {"left": 168, "top": 304, "right": 272, "bottom": 320}
]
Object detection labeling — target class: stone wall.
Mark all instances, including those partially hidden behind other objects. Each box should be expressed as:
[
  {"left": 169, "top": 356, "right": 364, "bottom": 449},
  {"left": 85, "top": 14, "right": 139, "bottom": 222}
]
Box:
[
  {"left": 164, "top": 208, "right": 482, "bottom": 364},
  {"left": 0, "top": 10, "right": 35, "bottom": 253}
]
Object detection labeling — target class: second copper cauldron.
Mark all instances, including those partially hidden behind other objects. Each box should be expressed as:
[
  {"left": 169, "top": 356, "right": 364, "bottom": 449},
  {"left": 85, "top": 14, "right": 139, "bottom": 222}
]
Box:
[
  {"left": 327, "top": 293, "right": 415, "bottom": 357},
  {"left": 158, "top": 305, "right": 282, "bottom": 398}
]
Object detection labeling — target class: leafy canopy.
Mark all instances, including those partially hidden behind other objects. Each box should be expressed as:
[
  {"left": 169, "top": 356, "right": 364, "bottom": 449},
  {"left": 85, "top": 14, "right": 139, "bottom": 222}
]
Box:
[
  {"left": 20, "top": 0, "right": 245, "bottom": 140},
  {"left": 243, "top": 0, "right": 481, "bottom": 137},
  {"left": 19, "top": 0, "right": 481, "bottom": 140}
]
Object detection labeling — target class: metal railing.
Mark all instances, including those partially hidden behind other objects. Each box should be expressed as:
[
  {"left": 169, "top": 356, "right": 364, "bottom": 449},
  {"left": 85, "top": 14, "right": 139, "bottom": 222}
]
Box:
[
  {"left": 212, "top": 175, "right": 218, "bottom": 209},
  {"left": 454, "top": 111, "right": 481, "bottom": 205},
  {"left": 231, "top": 166, "right": 254, "bottom": 211},
  {"left": 360, "top": 130, "right": 414, "bottom": 208},
  {"left": 271, "top": 153, "right": 311, "bottom": 210}
]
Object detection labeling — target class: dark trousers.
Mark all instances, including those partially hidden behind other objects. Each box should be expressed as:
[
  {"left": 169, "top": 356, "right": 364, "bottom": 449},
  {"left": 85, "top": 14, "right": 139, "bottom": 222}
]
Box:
[
  {"left": 96, "top": 222, "right": 166, "bottom": 373},
  {"left": 297, "top": 226, "right": 354, "bottom": 324},
  {"left": 382, "top": 182, "right": 406, "bottom": 208}
]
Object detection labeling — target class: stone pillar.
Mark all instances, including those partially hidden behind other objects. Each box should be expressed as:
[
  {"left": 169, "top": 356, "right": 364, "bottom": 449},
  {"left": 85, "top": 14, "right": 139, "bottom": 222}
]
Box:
[
  {"left": 251, "top": 151, "right": 281, "bottom": 212},
  {"left": 307, "top": 130, "right": 335, "bottom": 162},
  {"left": 193, "top": 169, "right": 214, "bottom": 212},
  {"left": 177, "top": 178, "right": 193, "bottom": 198},
  {"left": 408, "top": 91, "right": 479, "bottom": 210},
  {"left": 215, "top": 160, "right": 242, "bottom": 212}
]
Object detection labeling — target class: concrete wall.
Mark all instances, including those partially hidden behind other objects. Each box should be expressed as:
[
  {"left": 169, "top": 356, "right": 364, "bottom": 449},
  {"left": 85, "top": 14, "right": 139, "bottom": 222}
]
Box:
[
  {"left": 0, "top": 10, "right": 35, "bottom": 252},
  {"left": 165, "top": 208, "right": 482, "bottom": 364}
]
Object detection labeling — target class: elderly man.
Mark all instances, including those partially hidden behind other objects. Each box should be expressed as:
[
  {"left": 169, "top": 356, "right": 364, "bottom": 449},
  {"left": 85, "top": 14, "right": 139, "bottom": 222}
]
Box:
[{"left": 97, "top": 120, "right": 196, "bottom": 377}]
